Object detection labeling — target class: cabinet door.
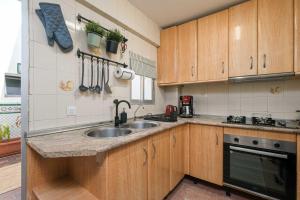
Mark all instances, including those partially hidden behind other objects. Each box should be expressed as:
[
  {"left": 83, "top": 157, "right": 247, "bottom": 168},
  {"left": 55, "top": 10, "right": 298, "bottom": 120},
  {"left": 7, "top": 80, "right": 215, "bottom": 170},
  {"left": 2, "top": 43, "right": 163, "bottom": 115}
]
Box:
[
  {"left": 295, "top": 0, "right": 300, "bottom": 74},
  {"left": 189, "top": 124, "right": 223, "bottom": 186},
  {"left": 229, "top": 0, "right": 257, "bottom": 77},
  {"left": 178, "top": 20, "right": 198, "bottom": 83},
  {"left": 108, "top": 139, "right": 148, "bottom": 200},
  {"left": 157, "top": 27, "right": 178, "bottom": 84},
  {"left": 148, "top": 130, "right": 170, "bottom": 200},
  {"left": 170, "top": 126, "right": 185, "bottom": 189},
  {"left": 258, "top": 0, "right": 293, "bottom": 74},
  {"left": 198, "top": 10, "right": 228, "bottom": 82}
]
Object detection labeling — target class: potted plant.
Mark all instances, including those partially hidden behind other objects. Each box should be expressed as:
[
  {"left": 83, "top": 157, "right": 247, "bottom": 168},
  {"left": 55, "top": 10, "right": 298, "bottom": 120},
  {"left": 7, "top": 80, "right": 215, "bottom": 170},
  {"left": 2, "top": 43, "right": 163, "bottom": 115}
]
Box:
[
  {"left": 106, "top": 29, "right": 124, "bottom": 54},
  {"left": 85, "top": 21, "right": 105, "bottom": 48},
  {"left": 0, "top": 124, "right": 20, "bottom": 157}
]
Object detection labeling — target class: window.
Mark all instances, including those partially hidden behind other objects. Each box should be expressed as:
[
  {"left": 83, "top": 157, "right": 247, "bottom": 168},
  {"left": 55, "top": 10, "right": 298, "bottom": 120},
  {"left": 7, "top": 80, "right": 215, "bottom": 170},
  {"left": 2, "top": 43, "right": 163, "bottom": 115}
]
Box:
[
  {"left": 5, "top": 74, "right": 21, "bottom": 96},
  {"left": 131, "top": 75, "right": 155, "bottom": 104}
]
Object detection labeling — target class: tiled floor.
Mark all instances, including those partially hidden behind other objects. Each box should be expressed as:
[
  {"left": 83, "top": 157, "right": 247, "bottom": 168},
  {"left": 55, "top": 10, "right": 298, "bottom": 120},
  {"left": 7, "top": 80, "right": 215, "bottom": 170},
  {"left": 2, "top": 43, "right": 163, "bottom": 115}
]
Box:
[
  {"left": 167, "top": 179, "right": 253, "bottom": 200},
  {"left": 0, "top": 188, "right": 21, "bottom": 200},
  {"left": 0, "top": 154, "right": 21, "bottom": 199},
  {"left": 0, "top": 154, "right": 21, "bottom": 168}
]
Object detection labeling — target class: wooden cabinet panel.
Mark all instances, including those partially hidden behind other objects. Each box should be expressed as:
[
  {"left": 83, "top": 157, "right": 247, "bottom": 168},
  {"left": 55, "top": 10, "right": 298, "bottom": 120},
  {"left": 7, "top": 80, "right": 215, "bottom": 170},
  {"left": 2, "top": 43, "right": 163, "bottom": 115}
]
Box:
[
  {"left": 229, "top": 0, "right": 257, "bottom": 77},
  {"left": 170, "top": 126, "right": 185, "bottom": 189},
  {"left": 189, "top": 124, "right": 223, "bottom": 185},
  {"left": 178, "top": 20, "right": 198, "bottom": 83},
  {"left": 258, "top": 0, "right": 294, "bottom": 74},
  {"left": 297, "top": 134, "right": 300, "bottom": 200},
  {"left": 148, "top": 130, "right": 170, "bottom": 200},
  {"left": 198, "top": 10, "right": 228, "bottom": 82},
  {"left": 107, "top": 139, "right": 148, "bottom": 200},
  {"left": 295, "top": 0, "right": 300, "bottom": 74},
  {"left": 157, "top": 27, "right": 178, "bottom": 84}
]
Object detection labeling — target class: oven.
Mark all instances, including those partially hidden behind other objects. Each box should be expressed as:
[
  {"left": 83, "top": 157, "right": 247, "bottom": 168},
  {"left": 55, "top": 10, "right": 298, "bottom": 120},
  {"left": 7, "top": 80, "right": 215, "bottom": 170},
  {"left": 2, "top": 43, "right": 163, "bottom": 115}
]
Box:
[{"left": 223, "top": 134, "right": 296, "bottom": 200}]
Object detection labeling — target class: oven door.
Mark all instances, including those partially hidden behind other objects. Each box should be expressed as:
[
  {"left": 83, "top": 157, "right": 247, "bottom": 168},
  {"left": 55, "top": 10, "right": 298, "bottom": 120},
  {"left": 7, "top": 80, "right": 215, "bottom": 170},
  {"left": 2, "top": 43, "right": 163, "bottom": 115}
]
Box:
[{"left": 224, "top": 143, "right": 296, "bottom": 200}]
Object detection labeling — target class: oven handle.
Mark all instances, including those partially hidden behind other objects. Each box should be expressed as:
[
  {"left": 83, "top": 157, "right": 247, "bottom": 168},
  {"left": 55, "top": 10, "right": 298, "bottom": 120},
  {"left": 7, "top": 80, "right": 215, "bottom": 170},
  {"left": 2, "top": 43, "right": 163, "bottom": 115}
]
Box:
[{"left": 230, "top": 146, "right": 288, "bottom": 159}]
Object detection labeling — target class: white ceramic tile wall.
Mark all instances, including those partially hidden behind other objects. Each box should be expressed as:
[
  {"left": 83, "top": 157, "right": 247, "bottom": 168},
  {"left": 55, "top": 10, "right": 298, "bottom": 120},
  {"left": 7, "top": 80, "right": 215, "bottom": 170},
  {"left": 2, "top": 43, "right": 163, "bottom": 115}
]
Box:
[
  {"left": 179, "top": 79, "right": 300, "bottom": 120},
  {"left": 28, "top": 0, "right": 165, "bottom": 131}
]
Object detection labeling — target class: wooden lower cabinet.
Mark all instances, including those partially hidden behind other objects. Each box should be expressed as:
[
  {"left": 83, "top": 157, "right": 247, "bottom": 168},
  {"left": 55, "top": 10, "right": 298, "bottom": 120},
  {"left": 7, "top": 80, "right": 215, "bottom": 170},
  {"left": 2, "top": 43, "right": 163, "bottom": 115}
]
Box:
[
  {"left": 297, "top": 134, "right": 300, "bottom": 200},
  {"left": 148, "top": 130, "right": 170, "bottom": 200},
  {"left": 170, "top": 126, "right": 185, "bottom": 189},
  {"left": 107, "top": 138, "right": 148, "bottom": 200},
  {"left": 189, "top": 124, "right": 223, "bottom": 186}
]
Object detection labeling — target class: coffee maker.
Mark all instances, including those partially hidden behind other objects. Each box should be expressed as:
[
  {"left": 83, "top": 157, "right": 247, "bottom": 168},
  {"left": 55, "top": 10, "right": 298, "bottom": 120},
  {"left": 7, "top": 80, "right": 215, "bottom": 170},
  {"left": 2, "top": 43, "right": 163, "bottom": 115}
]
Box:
[{"left": 179, "top": 96, "right": 193, "bottom": 118}]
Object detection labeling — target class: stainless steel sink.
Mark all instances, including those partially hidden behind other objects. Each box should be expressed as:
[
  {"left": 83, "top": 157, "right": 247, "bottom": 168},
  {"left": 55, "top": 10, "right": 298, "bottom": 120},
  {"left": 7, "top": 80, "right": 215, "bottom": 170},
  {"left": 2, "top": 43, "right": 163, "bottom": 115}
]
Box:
[
  {"left": 122, "top": 121, "right": 159, "bottom": 129},
  {"left": 85, "top": 128, "right": 132, "bottom": 138}
]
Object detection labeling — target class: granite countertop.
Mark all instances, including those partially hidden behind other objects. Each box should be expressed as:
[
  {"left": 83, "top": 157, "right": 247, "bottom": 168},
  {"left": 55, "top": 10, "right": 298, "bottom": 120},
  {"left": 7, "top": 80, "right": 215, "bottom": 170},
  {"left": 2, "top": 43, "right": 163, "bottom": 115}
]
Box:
[{"left": 26, "top": 115, "right": 300, "bottom": 158}]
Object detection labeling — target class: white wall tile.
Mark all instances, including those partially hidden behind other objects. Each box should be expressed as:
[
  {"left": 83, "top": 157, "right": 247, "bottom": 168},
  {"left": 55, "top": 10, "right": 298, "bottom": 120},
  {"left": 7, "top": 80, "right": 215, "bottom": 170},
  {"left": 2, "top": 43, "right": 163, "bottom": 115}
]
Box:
[
  {"left": 33, "top": 42, "right": 57, "bottom": 69},
  {"left": 33, "top": 68, "right": 57, "bottom": 94},
  {"left": 34, "top": 95, "right": 57, "bottom": 120}
]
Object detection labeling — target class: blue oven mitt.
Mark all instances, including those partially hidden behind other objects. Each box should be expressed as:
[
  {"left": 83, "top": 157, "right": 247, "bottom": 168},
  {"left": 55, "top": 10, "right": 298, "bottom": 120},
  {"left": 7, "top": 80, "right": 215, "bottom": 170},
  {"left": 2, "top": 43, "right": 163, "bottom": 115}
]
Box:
[
  {"left": 36, "top": 3, "right": 73, "bottom": 53},
  {"left": 35, "top": 9, "right": 55, "bottom": 46}
]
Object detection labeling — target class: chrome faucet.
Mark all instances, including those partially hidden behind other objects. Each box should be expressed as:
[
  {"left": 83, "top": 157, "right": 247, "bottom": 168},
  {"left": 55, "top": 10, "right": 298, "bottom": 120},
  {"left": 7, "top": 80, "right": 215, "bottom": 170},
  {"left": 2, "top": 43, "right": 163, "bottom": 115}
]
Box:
[
  {"left": 113, "top": 99, "right": 131, "bottom": 127},
  {"left": 134, "top": 105, "right": 144, "bottom": 121}
]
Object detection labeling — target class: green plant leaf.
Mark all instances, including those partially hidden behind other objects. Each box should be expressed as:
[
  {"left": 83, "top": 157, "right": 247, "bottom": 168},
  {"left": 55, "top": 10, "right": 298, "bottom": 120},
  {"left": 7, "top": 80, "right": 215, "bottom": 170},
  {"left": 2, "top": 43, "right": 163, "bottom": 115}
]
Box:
[
  {"left": 106, "top": 29, "right": 124, "bottom": 43},
  {"left": 85, "top": 21, "right": 105, "bottom": 37}
]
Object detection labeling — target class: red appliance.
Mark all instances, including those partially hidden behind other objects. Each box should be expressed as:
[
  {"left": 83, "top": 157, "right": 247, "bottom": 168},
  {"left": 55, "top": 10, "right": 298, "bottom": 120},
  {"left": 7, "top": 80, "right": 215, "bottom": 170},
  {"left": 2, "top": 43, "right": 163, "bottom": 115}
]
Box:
[
  {"left": 165, "top": 105, "right": 177, "bottom": 117},
  {"left": 179, "top": 96, "right": 193, "bottom": 118}
]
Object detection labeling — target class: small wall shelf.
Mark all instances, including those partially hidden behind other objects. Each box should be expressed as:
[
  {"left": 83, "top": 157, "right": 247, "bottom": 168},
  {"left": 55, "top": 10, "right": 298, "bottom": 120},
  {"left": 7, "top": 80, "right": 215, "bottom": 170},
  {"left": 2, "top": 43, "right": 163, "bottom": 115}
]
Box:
[{"left": 32, "top": 177, "right": 98, "bottom": 200}]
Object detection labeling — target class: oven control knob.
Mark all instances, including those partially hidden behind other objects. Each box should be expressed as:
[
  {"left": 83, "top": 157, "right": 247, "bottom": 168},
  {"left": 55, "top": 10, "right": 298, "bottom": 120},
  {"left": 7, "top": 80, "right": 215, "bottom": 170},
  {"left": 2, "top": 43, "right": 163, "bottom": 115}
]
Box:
[
  {"left": 274, "top": 143, "right": 280, "bottom": 148},
  {"left": 252, "top": 140, "right": 258, "bottom": 145},
  {"left": 234, "top": 138, "right": 239, "bottom": 143}
]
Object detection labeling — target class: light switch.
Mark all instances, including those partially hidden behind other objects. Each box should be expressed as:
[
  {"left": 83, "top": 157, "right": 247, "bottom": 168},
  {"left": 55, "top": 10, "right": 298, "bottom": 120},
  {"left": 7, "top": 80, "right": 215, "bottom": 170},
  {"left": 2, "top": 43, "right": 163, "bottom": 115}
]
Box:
[{"left": 67, "top": 106, "right": 76, "bottom": 116}]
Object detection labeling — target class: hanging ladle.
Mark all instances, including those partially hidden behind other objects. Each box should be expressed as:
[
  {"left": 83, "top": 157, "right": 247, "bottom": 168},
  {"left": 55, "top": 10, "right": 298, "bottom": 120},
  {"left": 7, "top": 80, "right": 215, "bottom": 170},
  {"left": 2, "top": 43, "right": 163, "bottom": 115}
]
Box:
[
  {"left": 94, "top": 58, "right": 101, "bottom": 94},
  {"left": 104, "top": 61, "right": 112, "bottom": 94},
  {"left": 79, "top": 55, "right": 88, "bottom": 92},
  {"left": 89, "top": 57, "right": 95, "bottom": 92}
]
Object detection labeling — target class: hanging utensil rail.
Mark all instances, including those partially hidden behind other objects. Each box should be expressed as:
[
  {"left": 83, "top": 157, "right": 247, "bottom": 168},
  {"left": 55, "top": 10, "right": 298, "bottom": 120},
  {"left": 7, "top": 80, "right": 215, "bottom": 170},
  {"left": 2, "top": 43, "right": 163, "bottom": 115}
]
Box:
[
  {"left": 77, "top": 49, "right": 128, "bottom": 68},
  {"left": 77, "top": 14, "right": 128, "bottom": 43}
]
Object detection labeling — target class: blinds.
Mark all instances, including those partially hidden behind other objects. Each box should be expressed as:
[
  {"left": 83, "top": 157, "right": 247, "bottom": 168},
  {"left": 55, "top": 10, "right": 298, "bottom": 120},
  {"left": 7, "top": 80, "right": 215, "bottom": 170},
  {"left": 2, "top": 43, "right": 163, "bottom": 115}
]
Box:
[{"left": 129, "top": 51, "right": 157, "bottom": 79}]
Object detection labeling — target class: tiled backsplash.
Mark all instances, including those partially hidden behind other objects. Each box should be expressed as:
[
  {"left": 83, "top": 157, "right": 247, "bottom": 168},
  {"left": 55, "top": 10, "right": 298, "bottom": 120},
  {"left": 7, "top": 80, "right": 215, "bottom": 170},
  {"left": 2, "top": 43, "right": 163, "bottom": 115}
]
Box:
[
  {"left": 180, "top": 79, "right": 300, "bottom": 120},
  {"left": 28, "top": 0, "right": 165, "bottom": 131}
]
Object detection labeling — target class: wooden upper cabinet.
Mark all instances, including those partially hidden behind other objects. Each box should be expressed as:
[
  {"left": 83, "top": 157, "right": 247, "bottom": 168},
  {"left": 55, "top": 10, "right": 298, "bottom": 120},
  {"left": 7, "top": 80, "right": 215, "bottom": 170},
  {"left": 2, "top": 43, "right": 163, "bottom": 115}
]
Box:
[
  {"left": 198, "top": 10, "right": 229, "bottom": 82},
  {"left": 148, "top": 130, "right": 170, "bottom": 200},
  {"left": 157, "top": 27, "right": 178, "bottom": 84},
  {"left": 258, "top": 0, "right": 294, "bottom": 75},
  {"left": 189, "top": 124, "right": 223, "bottom": 186},
  {"left": 229, "top": 0, "right": 258, "bottom": 77},
  {"left": 295, "top": 0, "right": 300, "bottom": 74},
  {"left": 178, "top": 20, "right": 198, "bottom": 83}
]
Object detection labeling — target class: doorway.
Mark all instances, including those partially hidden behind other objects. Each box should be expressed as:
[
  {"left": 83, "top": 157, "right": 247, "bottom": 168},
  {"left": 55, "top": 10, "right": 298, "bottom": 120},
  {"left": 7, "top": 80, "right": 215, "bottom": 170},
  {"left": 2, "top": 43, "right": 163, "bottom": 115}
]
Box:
[{"left": 0, "top": 0, "right": 22, "bottom": 199}]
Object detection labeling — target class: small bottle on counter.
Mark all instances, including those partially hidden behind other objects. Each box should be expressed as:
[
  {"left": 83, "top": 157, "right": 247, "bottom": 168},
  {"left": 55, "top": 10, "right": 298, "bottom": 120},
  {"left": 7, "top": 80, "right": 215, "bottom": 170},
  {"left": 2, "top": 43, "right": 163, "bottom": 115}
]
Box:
[{"left": 120, "top": 108, "right": 127, "bottom": 124}]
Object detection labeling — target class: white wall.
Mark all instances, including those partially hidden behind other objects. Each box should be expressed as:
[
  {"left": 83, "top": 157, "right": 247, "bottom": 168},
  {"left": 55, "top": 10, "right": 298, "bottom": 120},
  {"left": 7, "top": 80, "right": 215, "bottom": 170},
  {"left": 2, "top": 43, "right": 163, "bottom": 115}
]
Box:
[
  {"left": 28, "top": 0, "right": 165, "bottom": 131},
  {"left": 177, "top": 79, "right": 300, "bottom": 120},
  {"left": 0, "top": 0, "right": 22, "bottom": 104},
  {"left": 81, "top": 0, "right": 161, "bottom": 46}
]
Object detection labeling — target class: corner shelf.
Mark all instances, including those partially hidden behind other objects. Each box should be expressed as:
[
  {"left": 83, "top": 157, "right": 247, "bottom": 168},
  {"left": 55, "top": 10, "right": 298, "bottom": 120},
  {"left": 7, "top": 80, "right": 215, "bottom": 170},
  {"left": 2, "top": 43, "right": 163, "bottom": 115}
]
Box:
[{"left": 32, "top": 177, "right": 98, "bottom": 200}]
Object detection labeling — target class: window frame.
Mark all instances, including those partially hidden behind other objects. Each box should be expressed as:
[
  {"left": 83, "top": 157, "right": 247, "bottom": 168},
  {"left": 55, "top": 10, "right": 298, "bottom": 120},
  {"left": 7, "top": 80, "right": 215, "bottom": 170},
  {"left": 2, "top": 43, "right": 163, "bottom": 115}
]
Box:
[{"left": 130, "top": 75, "right": 155, "bottom": 105}]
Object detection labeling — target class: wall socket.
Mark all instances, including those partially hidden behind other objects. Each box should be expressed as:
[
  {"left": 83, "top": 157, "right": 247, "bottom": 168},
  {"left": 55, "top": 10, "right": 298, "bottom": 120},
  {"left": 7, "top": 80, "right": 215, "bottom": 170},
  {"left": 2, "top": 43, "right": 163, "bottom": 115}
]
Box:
[{"left": 66, "top": 106, "right": 77, "bottom": 116}]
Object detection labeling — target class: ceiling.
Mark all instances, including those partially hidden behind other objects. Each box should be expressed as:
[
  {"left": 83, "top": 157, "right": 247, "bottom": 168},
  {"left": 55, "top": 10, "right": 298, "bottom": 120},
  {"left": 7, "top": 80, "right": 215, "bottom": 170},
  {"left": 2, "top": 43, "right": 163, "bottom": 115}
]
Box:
[{"left": 128, "top": 0, "right": 246, "bottom": 28}]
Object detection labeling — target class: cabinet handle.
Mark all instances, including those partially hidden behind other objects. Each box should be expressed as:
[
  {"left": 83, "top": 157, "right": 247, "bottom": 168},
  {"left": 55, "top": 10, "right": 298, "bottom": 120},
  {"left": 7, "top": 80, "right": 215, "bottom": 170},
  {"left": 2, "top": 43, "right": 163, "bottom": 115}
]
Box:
[
  {"left": 191, "top": 66, "right": 194, "bottom": 77},
  {"left": 143, "top": 147, "right": 148, "bottom": 166},
  {"left": 250, "top": 56, "right": 253, "bottom": 70},
  {"left": 216, "top": 134, "right": 219, "bottom": 146},
  {"left": 152, "top": 143, "right": 156, "bottom": 159},
  {"left": 263, "top": 54, "right": 267, "bottom": 68},
  {"left": 173, "top": 134, "right": 176, "bottom": 147},
  {"left": 222, "top": 62, "right": 225, "bottom": 74}
]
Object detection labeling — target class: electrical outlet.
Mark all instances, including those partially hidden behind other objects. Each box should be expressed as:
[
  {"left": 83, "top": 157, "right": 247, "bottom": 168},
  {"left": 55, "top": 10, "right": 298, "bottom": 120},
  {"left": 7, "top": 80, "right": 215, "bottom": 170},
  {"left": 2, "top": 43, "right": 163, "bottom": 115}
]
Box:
[{"left": 66, "top": 106, "right": 76, "bottom": 116}]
